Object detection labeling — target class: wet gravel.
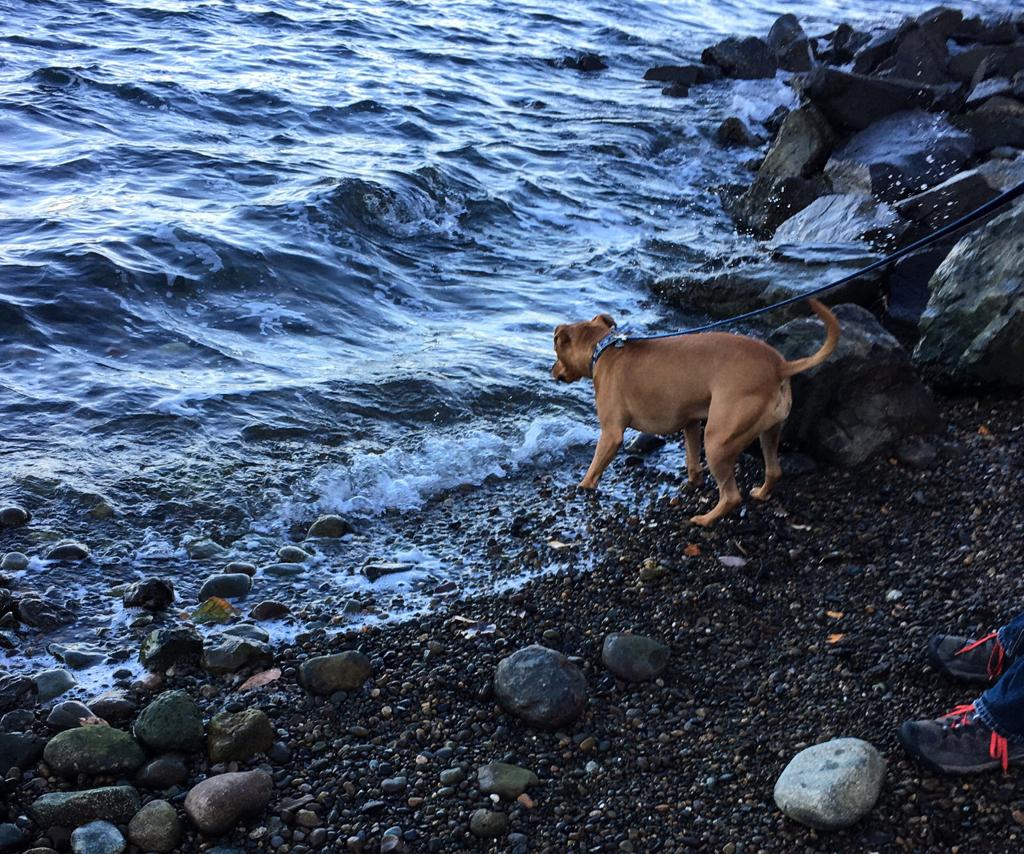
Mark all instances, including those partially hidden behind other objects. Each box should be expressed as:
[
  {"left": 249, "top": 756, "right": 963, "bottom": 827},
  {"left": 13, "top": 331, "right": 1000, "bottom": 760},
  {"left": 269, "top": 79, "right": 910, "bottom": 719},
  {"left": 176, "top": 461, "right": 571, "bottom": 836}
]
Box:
[{"left": 4, "top": 390, "right": 1024, "bottom": 853}]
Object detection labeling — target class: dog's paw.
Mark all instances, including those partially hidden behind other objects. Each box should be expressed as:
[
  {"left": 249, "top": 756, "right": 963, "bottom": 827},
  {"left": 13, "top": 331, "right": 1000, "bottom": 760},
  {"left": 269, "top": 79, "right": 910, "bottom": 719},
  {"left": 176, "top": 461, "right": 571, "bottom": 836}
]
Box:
[
  {"left": 749, "top": 486, "right": 772, "bottom": 501},
  {"left": 689, "top": 513, "right": 715, "bottom": 527},
  {"left": 576, "top": 481, "right": 597, "bottom": 491}
]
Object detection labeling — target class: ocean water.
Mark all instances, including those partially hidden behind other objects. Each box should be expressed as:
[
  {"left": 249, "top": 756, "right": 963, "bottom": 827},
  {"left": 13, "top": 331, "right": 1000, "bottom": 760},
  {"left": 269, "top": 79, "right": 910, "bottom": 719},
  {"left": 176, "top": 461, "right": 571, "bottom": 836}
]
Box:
[{"left": 0, "top": 0, "right": 1015, "bottom": 668}]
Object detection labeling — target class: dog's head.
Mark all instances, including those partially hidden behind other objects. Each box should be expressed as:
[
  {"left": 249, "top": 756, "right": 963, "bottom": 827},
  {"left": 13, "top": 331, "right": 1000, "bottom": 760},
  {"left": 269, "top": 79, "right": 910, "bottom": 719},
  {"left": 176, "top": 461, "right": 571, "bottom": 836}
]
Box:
[{"left": 551, "top": 313, "right": 616, "bottom": 382}]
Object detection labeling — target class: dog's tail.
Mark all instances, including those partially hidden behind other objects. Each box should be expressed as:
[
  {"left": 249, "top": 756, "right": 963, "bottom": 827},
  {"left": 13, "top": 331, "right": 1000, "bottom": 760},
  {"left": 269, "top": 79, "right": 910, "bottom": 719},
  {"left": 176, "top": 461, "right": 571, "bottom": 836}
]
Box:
[{"left": 779, "top": 299, "right": 840, "bottom": 378}]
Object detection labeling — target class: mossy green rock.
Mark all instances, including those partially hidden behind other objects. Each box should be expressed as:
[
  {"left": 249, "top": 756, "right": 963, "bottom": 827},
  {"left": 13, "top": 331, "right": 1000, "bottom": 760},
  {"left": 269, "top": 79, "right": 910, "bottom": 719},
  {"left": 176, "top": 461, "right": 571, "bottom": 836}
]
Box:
[
  {"left": 139, "top": 625, "right": 202, "bottom": 671},
  {"left": 299, "top": 651, "right": 372, "bottom": 694},
  {"left": 477, "top": 762, "right": 539, "bottom": 800},
  {"left": 43, "top": 727, "right": 145, "bottom": 777},
  {"left": 134, "top": 691, "right": 204, "bottom": 752},
  {"left": 208, "top": 709, "right": 274, "bottom": 763}
]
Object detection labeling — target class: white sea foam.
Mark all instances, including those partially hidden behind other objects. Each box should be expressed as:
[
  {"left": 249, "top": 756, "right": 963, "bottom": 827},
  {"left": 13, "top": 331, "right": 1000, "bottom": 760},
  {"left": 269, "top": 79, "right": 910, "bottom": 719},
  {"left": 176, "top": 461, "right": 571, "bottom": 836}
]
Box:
[
  {"left": 728, "top": 76, "right": 800, "bottom": 126},
  {"left": 309, "top": 416, "right": 598, "bottom": 516}
]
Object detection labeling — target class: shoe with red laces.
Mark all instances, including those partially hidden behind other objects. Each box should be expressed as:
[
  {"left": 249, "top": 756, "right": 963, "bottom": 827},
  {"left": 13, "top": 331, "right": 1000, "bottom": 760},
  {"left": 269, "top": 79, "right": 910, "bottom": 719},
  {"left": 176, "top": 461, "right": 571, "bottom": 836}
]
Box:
[
  {"left": 927, "top": 632, "right": 1007, "bottom": 684},
  {"left": 898, "top": 704, "right": 1024, "bottom": 774}
]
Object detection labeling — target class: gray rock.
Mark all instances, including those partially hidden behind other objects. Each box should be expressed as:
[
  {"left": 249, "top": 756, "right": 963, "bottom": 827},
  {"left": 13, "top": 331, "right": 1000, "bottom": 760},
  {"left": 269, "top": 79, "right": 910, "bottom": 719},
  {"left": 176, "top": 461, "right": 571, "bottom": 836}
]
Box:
[
  {"left": 0, "top": 506, "right": 29, "bottom": 528},
  {"left": 31, "top": 786, "right": 141, "bottom": 829},
  {"left": 299, "top": 651, "right": 373, "bottom": 694},
  {"left": 362, "top": 562, "right": 413, "bottom": 582},
  {"left": 45, "top": 541, "right": 90, "bottom": 561},
  {"left": 87, "top": 690, "right": 136, "bottom": 723},
  {"left": 767, "top": 13, "right": 812, "bottom": 72},
  {"left": 915, "top": 200, "right": 1024, "bottom": 386},
  {"left": 885, "top": 247, "right": 950, "bottom": 328},
  {"left": 224, "top": 561, "right": 257, "bottom": 576},
  {"left": 773, "top": 737, "right": 886, "bottom": 830},
  {"left": 0, "top": 824, "right": 23, "bottom": 852},
  {"left": 306, "top": 515, "right": 352, "bottom": 538},
  {"left": 139, "top": 625, "right": 202, "bottom": 671},
  {"left": 952, "top": 95, "right": 1024, "bottom": 152},
  {"left": 70, "top": 821, "right": 125, "bottom": 854},
  {"left": 127, "top": 799, "right": 181, "bottom": 852},
  {"left": 135, "top": 753, "right": 189, "bottom": 790},
  {"left": 771, "top": 193, "right": 903, "bottom": 249},
  {"left": 276, "top": 546, "right": 309, "bottom": 563},
  {"left": 602, "top": 633, "right": 670, "bottom": 682},
  {"left": 875, "top": 26, "right": 951, "bottom": 85},
  {"left": 219, "top": 623, "right": 270, "bottom": 643},
  {"left": 249, "top": 600, "right": 290, "bottom": 621},
  {"left": 701, "top": 36, "right": 777, "bottom": 79},
  {"left": 43, "top": 726, "right": 145, "bottom": 777},
  {"left": 198, "top": 572, "right": 252, "bottom": 601},
  {"left": 261, "top": 562, "right": 305, "bottom": 577},
  {"left": 715, "top": 117, "right": 763, "bottom": 148},
  {"left": 0, "top": 707, "right": 34, "bottom": 731},
  {"left": 494, "top": 644, "right": 587, "bottom": 730},
  {"left": 825, "top": 110, "right": 974, "bottom": 203},
  {"left": 439, "top": 766, "right": 466, "bottom": 786},
  {"left": 186, "top": 538, "right": 228, "bottom": 560},
  {"left": 798, "top": 66, "right": 956, "bottom": 132},
  {"left": 477, "top": 762, "right": 538, "bottom": 800},
  {"left": 34, "top": 667, "right": 76, "bottom": 703},
  {"left": 948, "top": 42, "right": 1024, "bottom": 82},
  {"left": 768, "top": 304, "right": 940, "bottom": 465},
  {"left": 0, "top": 552, "right": 28, "bottom": 571},
  {"left": 0, "top": 731, "right": 44, "bottom": 769},
  {"left": 207, "top": 709, "right": 274, "bottom": 762},
  {"left": 183, "top": 769, "right": 273, "bottom": 835},
  {"left": 850, "top": 24, "right": 911, "bottom": 75},
  {"left": 381, "top": 776, "right": 407, "bottom": 794},
  {"left": 202, "top": 635, "right": 273, "bottom": 674},
  {"left": 894, "top": 168, "right": 1001, "bottom": 234},
  {"left": 917, "top": 6, "right": 963, "bottom": 40},
  {"left": 134, "top": 690, "right": 204, "bottom": 752},
  {"left": 122, "top": 578, "right": 175, "bottom": 611},
  {"left": 50, "top": 643, "right": 106, "bottom": 669},
  {"left": 46, "top": 700, "right": 95, "bottom": 730},
  {"left": 643, "top": 63, "right": 720, "bottom": 85},
  {"left": 469, "top": 809, "right": 508, "bottom": 838},
  {"left": 0, "top": 674, "right": 36, "bottom": 713},
  {"left": 18, "top": 597, "right": 76, "bottom": 630}
]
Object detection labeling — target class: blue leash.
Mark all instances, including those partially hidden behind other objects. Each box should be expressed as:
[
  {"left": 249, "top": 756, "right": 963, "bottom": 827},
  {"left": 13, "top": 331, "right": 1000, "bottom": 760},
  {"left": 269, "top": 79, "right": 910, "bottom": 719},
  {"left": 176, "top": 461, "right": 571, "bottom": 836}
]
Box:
[{"left": 591, "top": 178, "right": 1024, "bottom": 371}]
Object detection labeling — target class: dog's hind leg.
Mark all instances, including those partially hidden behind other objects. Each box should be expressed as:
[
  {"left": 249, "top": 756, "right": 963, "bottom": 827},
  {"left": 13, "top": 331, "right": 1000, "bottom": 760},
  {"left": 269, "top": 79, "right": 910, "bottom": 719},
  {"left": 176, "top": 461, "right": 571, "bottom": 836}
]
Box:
[
  {"left": 683, "top": 420, "right": 704, "bottom": 486},
  {"left": 689, "top": 434, "right": 744, "bottom": 526},
  {"left": 750, "top": 422, "right": 782, "bottom": 501}
]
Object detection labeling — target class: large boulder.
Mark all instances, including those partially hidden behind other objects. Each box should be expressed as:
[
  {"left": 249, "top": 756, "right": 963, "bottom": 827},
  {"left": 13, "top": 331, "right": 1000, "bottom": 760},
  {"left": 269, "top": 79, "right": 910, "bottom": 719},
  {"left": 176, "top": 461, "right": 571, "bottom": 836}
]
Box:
[
  {"left": 299, "top": 650, "right": 372, "bottom": 694},
  {"left": 798, "top": 66, "right": 956, "bottom": 132},
  {"left": 885, "top": 246, "right": 950, "bottom": 329},
  {"left": 139, "top": 625, "right": 202, "bottom": 671},
  {"left": 731, "top": 106, "right": 835, "bottom": 236},
  {"left": 767, "top": 14, "right": 812, "bottom": 72},
  {"left": 826, "top": 110, "right": 974, "bottom": 203},
  {"left": 207, "top": 709, "right": 274, "bottom": 763},
  {"left": 914, "top": 200, "right": 1024, "bottom": 386},
  {"left": 701, "top": 36, "right": 777, "bottom": 79},
  {"left": 771, "top": 193, "right": 903, "bottom": 249},
  {"left": 601, "top": 633, "right": 670, "bottom": 682},
  {"left": 643, "top": 63, "right": 720, "bottom": 85},
  {"left": 43, "top": 726, "right": 145, "bottom": 777},
  {"left": 134, "top": 690, "right": 204, "bottom": 752},
  {"left": 493, "top": 645, "right": 587, "bottom": 730},
  {"left": 875, "top": 26, "right": 951, "bottom": 85},
  {"left": 768, "top": 304, "right": 940, "bottom": 465},
  {"left": 774, "top": 738, "right": 886, "bottom": 830},
  {"left": 183, "top": 769, "right": 273, "bottom": 835},
  {"left": 31, "top": 786, "right": 141, "bottom": 829},
  {"left": 952, "top": 95, "right": 1024, "bottom": 152},
  {"left": 894, "top": 168, "right": 1002, "bottom": 235}
]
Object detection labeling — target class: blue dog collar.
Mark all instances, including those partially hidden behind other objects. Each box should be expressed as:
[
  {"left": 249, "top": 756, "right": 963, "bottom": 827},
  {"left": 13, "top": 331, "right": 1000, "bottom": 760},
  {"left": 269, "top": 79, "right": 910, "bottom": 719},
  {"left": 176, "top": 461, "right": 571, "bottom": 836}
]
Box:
[{"left": 590, "top": 327, "right": 631, "bottom": 372}]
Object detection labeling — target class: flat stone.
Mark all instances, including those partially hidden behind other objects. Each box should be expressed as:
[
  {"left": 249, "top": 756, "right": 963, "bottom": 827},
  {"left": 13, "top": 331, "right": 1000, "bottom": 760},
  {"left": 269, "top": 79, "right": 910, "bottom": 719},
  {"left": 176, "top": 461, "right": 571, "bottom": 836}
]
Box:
[
  {"left": 49, "top": 643, "right": 106, "bottom": 669},
  {"left": 306, "top": 515, "right": 352, "bottom": 538},
  {"left": 70, "top": 821, "right": 125, "bottom": 854},
  {"left": 299, "top": 651, "right": 373, "bottom": 694},
  {"left": 362, "top": 562, "right": 413, "bottom": 582},
  {"left": 186, "top": 538, "right": 228, "bottom": 560},
  {"left": 261, "top": 562, "right": 305, "bottom": 577},
  {"left": 477, "top": 762, "right": 538, "bottom": 800},
  {"left": 31, "top": 786, "right": 141, "bottom": 829},
  {"left": 602, "top": 633, "right": 671, "bottom": 682},
  {"left": 43, "top": 726, "right": 145, "bottom": 777},
  {"left": 87, "top": 690, "right": 136, "bottom": 723},
  {"left": 184, "top": 769, "right": 273, "bottom": 835},
  {"left": 134, "top": 690, "right": 204, "bottom": 752},
  {"left": 202, "top": 635, "right": 273, "bottom": 674},
  {"left": 774, "top": 737, "right": 886, "bottom": 830}
]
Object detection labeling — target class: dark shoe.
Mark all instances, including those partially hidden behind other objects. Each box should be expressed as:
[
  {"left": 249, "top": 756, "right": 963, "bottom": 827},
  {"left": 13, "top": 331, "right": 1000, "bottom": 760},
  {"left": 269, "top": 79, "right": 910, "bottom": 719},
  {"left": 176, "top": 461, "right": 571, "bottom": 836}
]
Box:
[
  {"left": 927, "top": 632, "right": 1006, "bottom": 684},
  {"left": 898, "top": 704, "right": 1024, "bottom": 774}
]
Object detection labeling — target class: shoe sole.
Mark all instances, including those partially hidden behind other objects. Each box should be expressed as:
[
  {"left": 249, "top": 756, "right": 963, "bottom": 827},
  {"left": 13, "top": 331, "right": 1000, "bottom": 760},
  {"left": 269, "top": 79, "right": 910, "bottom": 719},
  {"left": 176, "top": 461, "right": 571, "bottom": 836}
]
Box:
[{"left": 897, "top": 722, "right": 1008, "bottom": 775}]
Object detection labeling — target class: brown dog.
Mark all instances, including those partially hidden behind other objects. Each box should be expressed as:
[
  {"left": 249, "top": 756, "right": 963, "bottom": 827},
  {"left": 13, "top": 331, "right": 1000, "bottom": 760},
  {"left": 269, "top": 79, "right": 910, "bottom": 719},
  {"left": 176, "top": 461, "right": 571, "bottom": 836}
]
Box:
[{"left": 551, "top": 299, "right": 839, "bottom": 526}]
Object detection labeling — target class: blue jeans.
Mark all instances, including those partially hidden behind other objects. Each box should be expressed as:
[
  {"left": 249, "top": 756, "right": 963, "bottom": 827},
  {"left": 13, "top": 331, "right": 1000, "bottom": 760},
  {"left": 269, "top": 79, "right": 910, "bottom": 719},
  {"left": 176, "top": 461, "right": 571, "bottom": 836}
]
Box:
[{"left": 974, "top": 613, "right": 1024, "bottom": 741}]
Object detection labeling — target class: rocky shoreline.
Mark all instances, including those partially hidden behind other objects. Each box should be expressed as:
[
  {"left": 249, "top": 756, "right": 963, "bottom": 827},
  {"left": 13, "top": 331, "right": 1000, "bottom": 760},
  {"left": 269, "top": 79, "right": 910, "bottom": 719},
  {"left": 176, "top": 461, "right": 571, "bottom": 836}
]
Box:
[{"left": 4, "top": 5, "right": 1024, "bottom": 853}]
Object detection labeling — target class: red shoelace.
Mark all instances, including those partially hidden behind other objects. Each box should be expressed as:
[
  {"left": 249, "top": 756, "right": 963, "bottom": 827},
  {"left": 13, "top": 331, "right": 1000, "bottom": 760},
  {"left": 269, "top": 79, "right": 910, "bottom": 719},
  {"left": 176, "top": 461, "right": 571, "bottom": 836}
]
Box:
[
  {"left": 955, "top": 631, "right": 1006, "bottom": 680},
  {"left": 942, "top": 702, "right": 1011, "bottom": 772}
]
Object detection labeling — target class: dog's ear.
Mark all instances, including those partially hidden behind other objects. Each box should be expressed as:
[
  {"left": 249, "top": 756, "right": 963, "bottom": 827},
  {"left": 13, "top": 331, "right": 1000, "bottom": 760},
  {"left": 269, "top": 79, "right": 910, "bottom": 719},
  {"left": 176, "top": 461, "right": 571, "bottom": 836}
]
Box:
[
  {"left": 594, "top": 313, "right": 615, "bottom": 329},
  {"left": 554, "top": 325, "right": 569, "bottom": 348}
]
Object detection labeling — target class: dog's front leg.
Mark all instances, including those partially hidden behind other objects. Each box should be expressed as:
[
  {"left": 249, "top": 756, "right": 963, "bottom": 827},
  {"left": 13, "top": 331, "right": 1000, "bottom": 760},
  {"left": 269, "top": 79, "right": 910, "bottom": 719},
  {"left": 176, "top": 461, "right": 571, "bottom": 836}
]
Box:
[{"left": 578, "top": 427, "right": 624, "bottom": 490}]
